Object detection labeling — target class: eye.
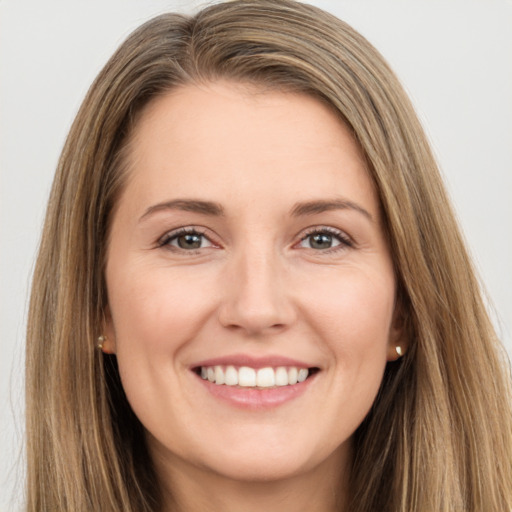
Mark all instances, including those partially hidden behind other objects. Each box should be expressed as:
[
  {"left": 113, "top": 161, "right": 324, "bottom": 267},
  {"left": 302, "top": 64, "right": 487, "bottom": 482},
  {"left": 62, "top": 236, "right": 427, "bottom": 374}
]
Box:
[
  {"left": 298, "top": 228, "right": 352, "bottom": 251},
  {"left": 159, "top": 228, "right": 214, "bottom": 251}
]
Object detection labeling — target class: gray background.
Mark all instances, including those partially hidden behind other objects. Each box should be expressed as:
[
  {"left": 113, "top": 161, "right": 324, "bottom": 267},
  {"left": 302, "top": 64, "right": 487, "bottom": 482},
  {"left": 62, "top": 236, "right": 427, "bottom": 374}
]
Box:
[{"left": 1, "top": 1, "right": 511, "bottom": 509}]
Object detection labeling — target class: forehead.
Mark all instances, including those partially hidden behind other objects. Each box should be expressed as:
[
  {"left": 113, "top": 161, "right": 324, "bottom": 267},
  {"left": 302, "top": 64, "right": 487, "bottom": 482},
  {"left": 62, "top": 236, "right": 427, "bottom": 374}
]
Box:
[{"left": 119, "top": 81, "right": 377, "bottom": 218}]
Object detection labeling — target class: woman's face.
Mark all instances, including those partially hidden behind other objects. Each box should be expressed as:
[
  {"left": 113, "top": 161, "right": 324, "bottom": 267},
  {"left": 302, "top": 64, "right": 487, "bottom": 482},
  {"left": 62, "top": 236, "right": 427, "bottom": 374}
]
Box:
[{"left": 105, "top": 82, "right": 402, "bottom": 484}]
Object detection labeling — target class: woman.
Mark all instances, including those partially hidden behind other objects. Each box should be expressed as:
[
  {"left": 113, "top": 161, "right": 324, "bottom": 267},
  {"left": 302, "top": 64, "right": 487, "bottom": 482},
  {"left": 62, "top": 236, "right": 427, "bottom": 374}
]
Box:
[{"left": 25, "top": 0, "right": 512, "bottom": 510}]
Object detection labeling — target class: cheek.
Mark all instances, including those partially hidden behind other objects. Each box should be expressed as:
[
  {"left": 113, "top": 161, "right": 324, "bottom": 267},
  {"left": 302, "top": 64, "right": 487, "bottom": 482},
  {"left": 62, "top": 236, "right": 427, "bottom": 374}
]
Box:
[
  {"left": 106, "top": 263, "right": 217, "bottom": 355},
  {"left": 302, "top": 268, "right": 395, "bottom": 386},
  {"left": 105, "top": 266, "right": 216, "bottom": 426},
  {"left": 305, "top": 267, "right": 395, "bottom": 340}
]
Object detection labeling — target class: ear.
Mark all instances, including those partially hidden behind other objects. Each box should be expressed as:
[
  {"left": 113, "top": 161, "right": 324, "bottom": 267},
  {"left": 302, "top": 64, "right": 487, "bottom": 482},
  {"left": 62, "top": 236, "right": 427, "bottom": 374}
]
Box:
[
  {"left": 386, "top": 301, "right": 408, "bottom": 362},
  {"left": 100, "top": 305, "right": 117, "bottom": 355}
]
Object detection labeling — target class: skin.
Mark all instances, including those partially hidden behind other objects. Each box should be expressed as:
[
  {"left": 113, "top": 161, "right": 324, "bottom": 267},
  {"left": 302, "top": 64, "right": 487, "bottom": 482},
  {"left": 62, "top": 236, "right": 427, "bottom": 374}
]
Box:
[{"left": 104, "top": 82, "right": 404, "bottom": 512}]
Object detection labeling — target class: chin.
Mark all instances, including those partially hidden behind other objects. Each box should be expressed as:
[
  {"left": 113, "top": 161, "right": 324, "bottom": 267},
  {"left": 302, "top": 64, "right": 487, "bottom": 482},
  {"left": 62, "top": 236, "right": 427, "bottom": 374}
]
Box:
[
  {"left": 189, "top": 432, "right": 344, "bottom": 484},
  {"left": 204, "top": 452, "right": 314, "bottom": 483}
]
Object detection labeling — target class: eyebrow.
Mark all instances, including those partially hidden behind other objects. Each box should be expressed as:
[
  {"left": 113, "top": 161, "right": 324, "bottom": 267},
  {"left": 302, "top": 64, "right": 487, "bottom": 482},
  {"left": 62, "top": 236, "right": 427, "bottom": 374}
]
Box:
[
  {"left": 139, "top": 197, "right": 372, "bottom": 223},
  {"left": 139, "top": 199, "right": 224, "bottom": 222},
  {"left": 290, "top": 198, "right": 373, "bottom": 222}
]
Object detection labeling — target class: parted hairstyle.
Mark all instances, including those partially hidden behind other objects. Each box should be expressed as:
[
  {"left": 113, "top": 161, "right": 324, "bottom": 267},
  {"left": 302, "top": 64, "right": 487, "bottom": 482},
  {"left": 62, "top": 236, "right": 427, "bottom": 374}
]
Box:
[{"left": 26, "top": 1, "right": 512, "bottom": 510}]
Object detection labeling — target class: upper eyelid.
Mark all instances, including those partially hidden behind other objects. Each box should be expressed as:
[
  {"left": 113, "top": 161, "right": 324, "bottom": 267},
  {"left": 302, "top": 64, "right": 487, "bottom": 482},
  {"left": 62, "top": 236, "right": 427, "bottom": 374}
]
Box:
[
  {"left": 298, "top": 225, "right": 353, "bottom": 242},
  {"left": 158, "top": 226, "right": 214, "bottom": 247},
  {"left": 156, "top": 224, "right": 354, "bottom": 248},
  {"left": 295, "top": 227, "right": 356, "bottom": 254}
]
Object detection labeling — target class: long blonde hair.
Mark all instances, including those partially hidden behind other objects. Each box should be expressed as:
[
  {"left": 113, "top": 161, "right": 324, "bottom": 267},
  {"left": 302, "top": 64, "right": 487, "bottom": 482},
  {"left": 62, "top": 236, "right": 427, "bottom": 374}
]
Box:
[{"left": 26, "top": 1, "right": 512, "bottom": 510}]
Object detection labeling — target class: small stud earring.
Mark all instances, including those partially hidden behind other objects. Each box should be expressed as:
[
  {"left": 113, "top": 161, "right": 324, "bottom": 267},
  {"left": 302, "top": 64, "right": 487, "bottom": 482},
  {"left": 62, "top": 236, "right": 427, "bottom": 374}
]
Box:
[
  {"left": 97, "top": 335, "right": 106, "bottom": 351},
  {"left": 396, "top": 346, "right": 403, "bottom": 357}
]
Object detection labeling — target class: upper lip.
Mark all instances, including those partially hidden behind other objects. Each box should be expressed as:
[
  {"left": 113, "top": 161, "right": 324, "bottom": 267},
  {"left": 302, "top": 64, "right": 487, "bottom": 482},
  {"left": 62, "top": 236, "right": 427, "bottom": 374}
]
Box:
[{"left": 192, "top": 353, "right": 318, "bottom": 369}]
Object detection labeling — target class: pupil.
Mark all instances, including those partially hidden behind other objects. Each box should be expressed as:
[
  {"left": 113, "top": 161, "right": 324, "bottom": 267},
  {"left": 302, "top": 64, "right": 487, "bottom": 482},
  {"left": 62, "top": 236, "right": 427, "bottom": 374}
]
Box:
[
  {"left": 178, "top": 234, "right": 202, "bottom": 249},
  {"left": 311, "top": 233, "right": 332, "bottom": 249}
]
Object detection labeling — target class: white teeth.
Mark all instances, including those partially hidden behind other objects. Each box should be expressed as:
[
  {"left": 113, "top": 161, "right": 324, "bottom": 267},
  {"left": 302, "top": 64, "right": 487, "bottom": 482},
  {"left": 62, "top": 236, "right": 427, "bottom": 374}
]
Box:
[
  {"left": 214, "top": 366, "right": 225, "bottom": 385},
  {"left": 225, "top": 365, "right": 238, "bottom": 386},
  {"left": 198, "top": 365, "right": 311, "bottom": 387},
  {"left": 275, "top": 367, "right": 288, "bottom": 386},
  {"left": 297, "top": 368, "right": 308, "bottom": 383},
  {"left": 238, "top": 366, "right": 256, "bottom": 387},
  {"left": 256, "top": 367, "right": 275, "bottom": 388}
]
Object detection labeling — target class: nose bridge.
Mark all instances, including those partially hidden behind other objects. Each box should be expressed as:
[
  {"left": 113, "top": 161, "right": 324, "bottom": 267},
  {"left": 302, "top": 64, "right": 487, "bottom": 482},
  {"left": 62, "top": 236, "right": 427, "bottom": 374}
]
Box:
[{"left": 219, "top": 239, "right": 293, "bottom": 334}]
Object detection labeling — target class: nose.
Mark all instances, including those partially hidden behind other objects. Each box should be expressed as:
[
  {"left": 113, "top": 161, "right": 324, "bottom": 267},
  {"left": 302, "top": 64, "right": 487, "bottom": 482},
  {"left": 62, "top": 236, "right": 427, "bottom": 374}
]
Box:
[{"left": 217, "top": 247, "right": 296, "bottom": 336}]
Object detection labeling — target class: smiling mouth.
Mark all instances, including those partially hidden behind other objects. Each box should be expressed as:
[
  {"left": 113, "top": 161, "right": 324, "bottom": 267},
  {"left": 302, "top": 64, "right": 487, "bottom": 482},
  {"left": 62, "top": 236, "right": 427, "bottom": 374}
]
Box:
[{"left": 194, "top": 365, "right": 320, "bottom": 388}]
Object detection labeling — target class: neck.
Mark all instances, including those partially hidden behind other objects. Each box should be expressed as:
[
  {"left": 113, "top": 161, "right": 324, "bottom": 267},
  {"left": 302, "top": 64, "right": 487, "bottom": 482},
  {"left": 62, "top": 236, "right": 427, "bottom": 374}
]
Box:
[{"left": 152, "top": 443, "right": 352, "bottom": 512}]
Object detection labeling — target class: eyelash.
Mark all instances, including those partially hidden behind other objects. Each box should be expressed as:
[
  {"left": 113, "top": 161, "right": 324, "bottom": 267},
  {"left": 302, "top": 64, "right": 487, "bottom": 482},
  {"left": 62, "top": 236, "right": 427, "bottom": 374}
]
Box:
[
  {"left": 298, "top": 226, "right": 354, "bottom": 253},
  {"left": 158, "top": 227, "right": 213, "bottom": 252},
  {"left": 157, "top": 226, "right": 354, "bottom": 253}
]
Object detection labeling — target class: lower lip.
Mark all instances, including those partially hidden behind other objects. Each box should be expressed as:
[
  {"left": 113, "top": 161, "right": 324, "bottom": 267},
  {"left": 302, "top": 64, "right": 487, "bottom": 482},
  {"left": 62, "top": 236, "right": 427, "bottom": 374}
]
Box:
[{"left": 194, "top": 372, "right": 317, "bottom": 410}]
